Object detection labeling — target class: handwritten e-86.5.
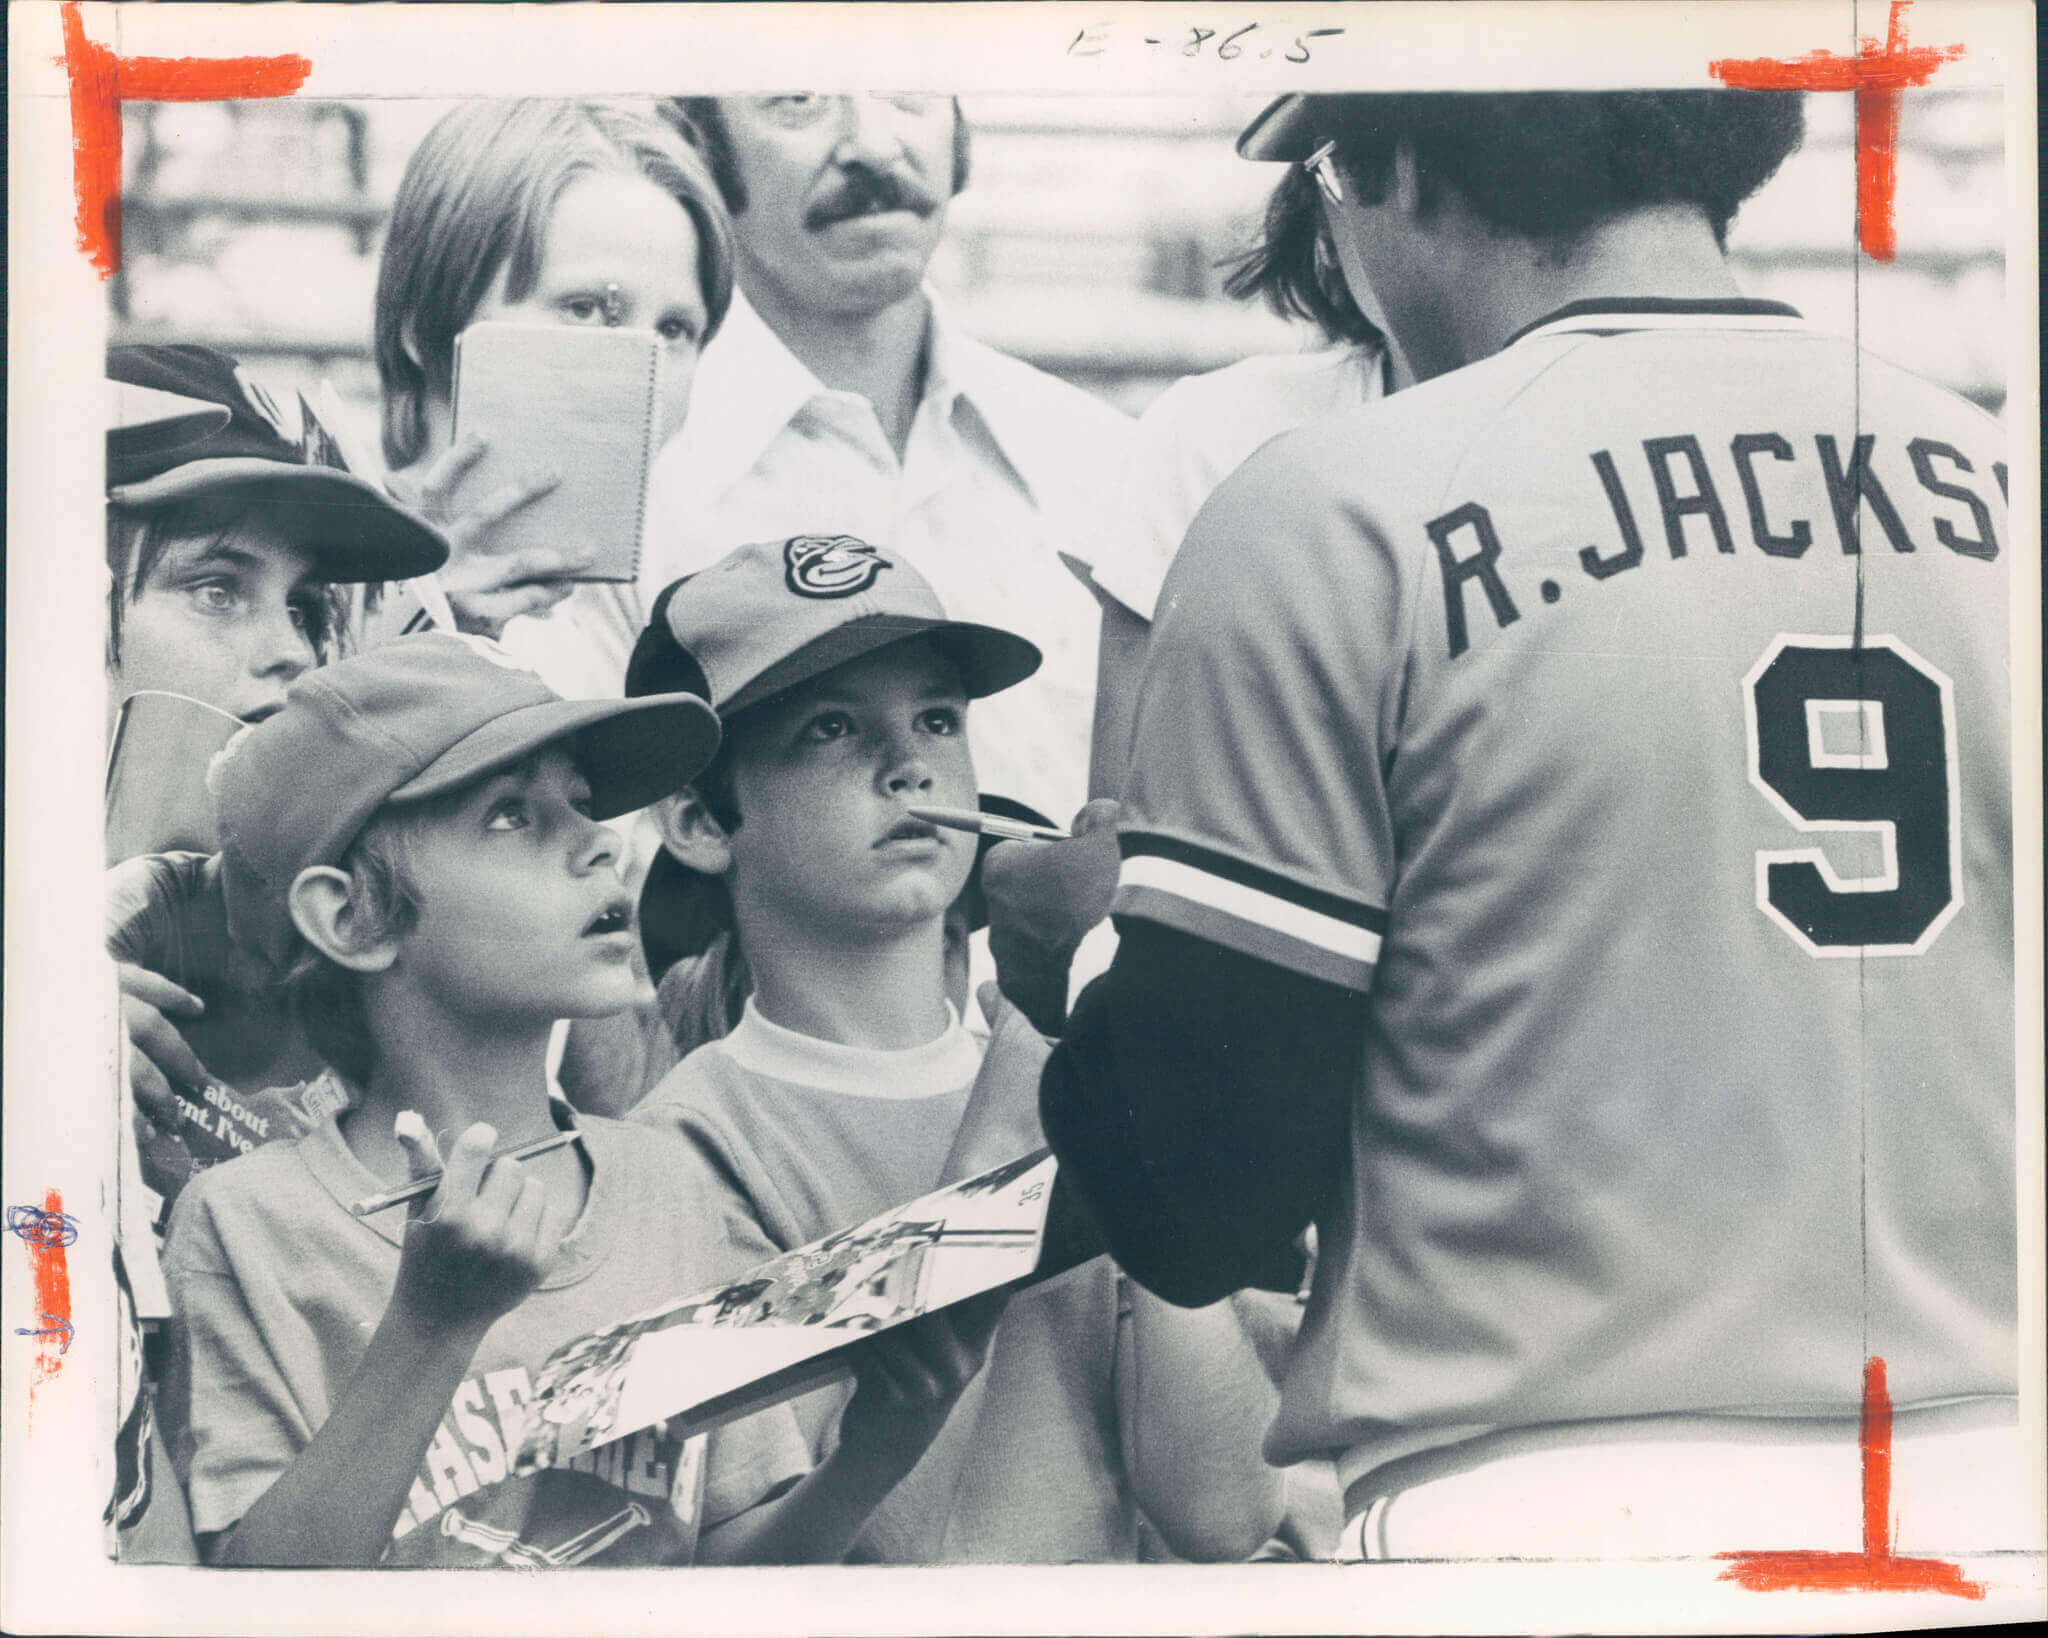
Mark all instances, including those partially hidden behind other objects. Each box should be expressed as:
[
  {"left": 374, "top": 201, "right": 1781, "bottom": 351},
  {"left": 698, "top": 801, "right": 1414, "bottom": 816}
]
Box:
[{"left": 1067, "top": 20, "right": 1344, "bottom": 62}]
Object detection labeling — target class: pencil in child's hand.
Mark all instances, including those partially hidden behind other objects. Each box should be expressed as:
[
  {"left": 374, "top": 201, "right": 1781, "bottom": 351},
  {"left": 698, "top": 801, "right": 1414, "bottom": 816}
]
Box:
[
  {"left": 351, "top": 1127, "right": 584, "bottom": 1216},
  {"left": 907, "top": 805, "right": 1071, "bottom": 843}
]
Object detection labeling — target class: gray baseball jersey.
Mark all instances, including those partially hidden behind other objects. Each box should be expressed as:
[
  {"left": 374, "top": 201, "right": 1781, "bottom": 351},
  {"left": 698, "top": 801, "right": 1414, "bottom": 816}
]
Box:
[{"left": 1115, "top": 300, "right": 2016, "bottom": 1490}]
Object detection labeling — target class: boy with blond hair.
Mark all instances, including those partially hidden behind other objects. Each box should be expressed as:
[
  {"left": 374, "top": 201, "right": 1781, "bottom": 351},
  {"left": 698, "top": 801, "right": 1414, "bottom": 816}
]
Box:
[
  {"left": 162, "top": 633, "right": 996, "bottom": 1567},
  {"left": 628, "top": 536, "right": 1283, "bottom": 1562}
]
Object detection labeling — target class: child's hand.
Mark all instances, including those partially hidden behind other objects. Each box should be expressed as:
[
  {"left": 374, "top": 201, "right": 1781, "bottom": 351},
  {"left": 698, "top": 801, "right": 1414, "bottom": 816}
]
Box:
[
  {"left": 387, "top": 435, "right": 578, "bottom": 638},
  {"left": 834, "top": 1290, "right": 1007, "bottom": 1475},
  {"left": 134, "top": 1105, "right": 197, "bottom": 1202},
  {"left": 118, "top": 963, "right": 215, "bottom": 1133},
  {"left": 107, "top": 852, "right": 239, "bottom": 1135},
  {"left": 388, "top": 1118, "right": 560, "bottom": 1335},
  {"left": 980, "top": 798, "right": 1121, "bottom": 1033}
]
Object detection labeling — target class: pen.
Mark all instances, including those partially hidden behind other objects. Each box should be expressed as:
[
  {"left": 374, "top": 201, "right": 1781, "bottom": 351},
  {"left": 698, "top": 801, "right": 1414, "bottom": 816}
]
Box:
[
  {"left": 350, "top": 1128, "right": 585, "bottom": 1217},
  {"left": 907, "top": 805, "right": 1071, "bottom": 843}
]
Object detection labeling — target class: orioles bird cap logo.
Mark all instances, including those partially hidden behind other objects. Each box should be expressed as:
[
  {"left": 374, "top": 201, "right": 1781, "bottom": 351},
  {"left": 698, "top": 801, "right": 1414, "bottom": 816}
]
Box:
[{"left": 783, "top": 535, "right": 893, "bottom": 600}]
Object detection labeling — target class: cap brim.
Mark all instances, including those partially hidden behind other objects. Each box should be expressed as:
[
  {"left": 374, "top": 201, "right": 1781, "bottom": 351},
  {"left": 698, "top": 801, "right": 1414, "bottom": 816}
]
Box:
[
  {"left": 107, "top": 459, "right": 450, "bottom": 582},
  {"left": 389, "top": 692, "right": 721, "bottom": 819},
  {"left": 1237, "top": 94, "right": 1319, "bottom": 162},
  {"left": 721, "top": 614, "right": 1042, "bottom": 718}
]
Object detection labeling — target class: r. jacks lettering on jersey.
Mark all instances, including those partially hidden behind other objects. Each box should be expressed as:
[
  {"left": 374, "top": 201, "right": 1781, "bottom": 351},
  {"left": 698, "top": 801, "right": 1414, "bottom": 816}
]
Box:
[{"left": 1428, "top": 432, "right": 2003, "bottom": 659}]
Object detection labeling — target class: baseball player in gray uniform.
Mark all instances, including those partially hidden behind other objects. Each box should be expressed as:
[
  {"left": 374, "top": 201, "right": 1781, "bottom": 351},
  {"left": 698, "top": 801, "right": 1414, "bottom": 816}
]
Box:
[{"left": 1035, "top": 90, "right": 2021, "bottom": 1559}]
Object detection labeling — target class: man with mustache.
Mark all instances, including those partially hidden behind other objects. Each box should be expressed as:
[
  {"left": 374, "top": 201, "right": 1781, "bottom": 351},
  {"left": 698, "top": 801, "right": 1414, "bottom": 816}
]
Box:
[{"left": 633, "top": 94, "right": 1135, "bottom": 830}]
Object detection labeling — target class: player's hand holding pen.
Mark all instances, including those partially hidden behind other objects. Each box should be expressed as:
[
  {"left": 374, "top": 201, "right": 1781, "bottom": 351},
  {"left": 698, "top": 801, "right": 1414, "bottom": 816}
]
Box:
[
  {"left": 388, "top": 1115, "right": 565, "bottom": 1334},
  {"left": 978, "top": 798, "right": 1122, "bottom": 1035}
]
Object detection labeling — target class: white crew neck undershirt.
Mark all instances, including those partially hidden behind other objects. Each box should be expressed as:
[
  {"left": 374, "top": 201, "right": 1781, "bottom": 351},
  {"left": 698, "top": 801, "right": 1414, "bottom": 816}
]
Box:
[{"left": 719, "top": 997, "right": 982, "bottom": 1100}]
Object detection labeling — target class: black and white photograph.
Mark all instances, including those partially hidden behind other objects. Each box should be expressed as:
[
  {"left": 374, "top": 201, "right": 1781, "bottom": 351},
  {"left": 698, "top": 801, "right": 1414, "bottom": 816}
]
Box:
[{"left": 4, "top": 1, "right": 2041, "bottom": 1633}]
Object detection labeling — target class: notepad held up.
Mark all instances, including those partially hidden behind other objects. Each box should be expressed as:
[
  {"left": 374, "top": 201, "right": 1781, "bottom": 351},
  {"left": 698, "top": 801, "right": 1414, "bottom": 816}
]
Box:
[{"left": 452, "top": 322, "right": 664, "bottom": 583}]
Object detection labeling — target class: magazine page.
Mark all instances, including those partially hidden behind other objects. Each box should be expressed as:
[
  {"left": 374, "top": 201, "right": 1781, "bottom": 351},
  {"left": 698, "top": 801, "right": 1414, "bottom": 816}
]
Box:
[{"left": 519, "top": 1150, "right": 1056, "bottom": 1465}]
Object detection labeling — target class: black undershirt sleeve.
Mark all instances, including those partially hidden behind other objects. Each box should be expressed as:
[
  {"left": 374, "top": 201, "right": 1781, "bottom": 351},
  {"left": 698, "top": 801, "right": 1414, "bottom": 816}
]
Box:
[{"left": 1038, "top": 916, "right": 1366, "bottom": 1308}]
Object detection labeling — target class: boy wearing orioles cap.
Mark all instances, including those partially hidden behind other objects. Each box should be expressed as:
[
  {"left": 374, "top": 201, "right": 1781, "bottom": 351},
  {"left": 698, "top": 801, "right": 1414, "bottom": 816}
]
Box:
[{"left": 626, "top": 536, "right": 1282, "bottom": 1563}]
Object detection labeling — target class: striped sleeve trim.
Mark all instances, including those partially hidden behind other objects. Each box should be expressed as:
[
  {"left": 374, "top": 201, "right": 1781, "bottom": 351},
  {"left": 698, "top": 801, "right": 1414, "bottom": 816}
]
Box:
[{"left": 1112, "top": 835, "right": 1385, "bottom": 991}]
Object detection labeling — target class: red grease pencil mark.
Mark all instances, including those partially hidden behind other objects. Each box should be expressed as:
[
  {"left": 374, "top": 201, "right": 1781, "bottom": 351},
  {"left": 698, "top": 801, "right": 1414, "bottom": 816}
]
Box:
[
  {"left": 1717, "top": 1357, "right": 1985, "bottom": 1598},
  {"left": 1709, "top": 1, "right": 1963, "bottom": 262},
  {"left": 20, "top": 1191, "right": 75, "bottom": 1409},
  {"left": 58, "top": 1, "right": 310, "bottom": 278}
]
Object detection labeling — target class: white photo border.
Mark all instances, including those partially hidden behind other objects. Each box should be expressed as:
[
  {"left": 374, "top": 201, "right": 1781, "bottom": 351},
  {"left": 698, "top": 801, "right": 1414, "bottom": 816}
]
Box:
[{"left": 5, "top": 3, "right": 2040, "bottom": 1633}]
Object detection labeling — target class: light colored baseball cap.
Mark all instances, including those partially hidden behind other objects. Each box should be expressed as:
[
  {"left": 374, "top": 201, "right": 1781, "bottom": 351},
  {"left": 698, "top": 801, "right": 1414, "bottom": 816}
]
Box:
[
  {"left": 213, "top": 633, "right": 719, "bottom": 964},
  {"left": 626, "top": 534, "right": 1041, "bottom": 716}
]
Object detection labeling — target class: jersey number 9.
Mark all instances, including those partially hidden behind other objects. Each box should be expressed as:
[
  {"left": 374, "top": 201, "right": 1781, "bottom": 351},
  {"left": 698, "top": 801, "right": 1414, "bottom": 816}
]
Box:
[{"left": 1743, "top": 635, "right": 1961, "bottom": 957}]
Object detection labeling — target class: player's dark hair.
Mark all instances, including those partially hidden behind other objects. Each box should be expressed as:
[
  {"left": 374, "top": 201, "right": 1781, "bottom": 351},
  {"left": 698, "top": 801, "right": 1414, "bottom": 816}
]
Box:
[
  {"left": 1222, "top": 163, "right": 1388, "bottom": 349},
  {"left": 1323, "top": 90, "right": 1805, "bottom": 247},
  {"left": 672, "top": 96, "right": 973, "bottom": 215}
]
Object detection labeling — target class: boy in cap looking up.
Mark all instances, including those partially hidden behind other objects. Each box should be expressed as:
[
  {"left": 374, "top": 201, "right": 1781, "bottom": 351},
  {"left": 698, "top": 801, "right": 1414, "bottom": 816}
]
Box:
[
  {"left": 162, "top": 634, "right": 998, "bottom": 1567},
  {"left": 627, "top": 536, "right": 1282, "bottom": 1562}
]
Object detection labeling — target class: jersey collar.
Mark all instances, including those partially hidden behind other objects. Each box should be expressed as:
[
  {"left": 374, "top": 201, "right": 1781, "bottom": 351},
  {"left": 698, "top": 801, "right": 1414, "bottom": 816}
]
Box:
[
  {"left": 1504, "top": 297, "right": 1807, "bottom": 350},
  {"left": 720, "top": 996, "right": 981, "bottom": 1100}
]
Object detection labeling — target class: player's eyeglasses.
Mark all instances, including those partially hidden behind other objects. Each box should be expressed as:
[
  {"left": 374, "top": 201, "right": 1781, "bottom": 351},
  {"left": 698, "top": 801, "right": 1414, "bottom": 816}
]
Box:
[{"left": 1303, "top": 140, "right": 1345, "bottom": 206}]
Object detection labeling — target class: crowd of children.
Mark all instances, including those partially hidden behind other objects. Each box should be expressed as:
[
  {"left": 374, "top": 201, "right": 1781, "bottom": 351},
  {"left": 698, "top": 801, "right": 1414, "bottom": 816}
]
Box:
[{"left": 103, "top": 98, "right": 1295, "bottom": 1571}]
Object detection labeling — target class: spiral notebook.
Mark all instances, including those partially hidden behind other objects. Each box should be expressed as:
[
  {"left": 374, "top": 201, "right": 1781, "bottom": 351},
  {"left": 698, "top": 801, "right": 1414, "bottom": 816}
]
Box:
[{"left": 451, "top": 321, "right": 665, "bottom": 584}]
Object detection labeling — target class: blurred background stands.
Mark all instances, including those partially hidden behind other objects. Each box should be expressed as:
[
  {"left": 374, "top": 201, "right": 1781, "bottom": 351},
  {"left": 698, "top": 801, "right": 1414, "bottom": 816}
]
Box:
[{"left": 113, "top": 90, "right": 2008, "bottom": 451}]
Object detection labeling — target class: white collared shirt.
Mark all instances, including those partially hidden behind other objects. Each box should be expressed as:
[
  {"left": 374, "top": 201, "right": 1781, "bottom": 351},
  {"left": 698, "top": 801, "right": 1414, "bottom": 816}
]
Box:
[
  {"left": 502, "top": 289, "right": 1134, "bottom": 823},
  {"left": 1084, "top": 343, "right": 1389, "bottom": 621}
]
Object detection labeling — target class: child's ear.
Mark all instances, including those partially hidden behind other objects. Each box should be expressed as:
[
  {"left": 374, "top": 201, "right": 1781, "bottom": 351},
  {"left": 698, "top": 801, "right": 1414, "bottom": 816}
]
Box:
[
  {"left": 656, "top": 788, "right": 735, "bottom": 877},
  {"left": 287, "top": 866, "right": 400, "bottom": 974}
]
